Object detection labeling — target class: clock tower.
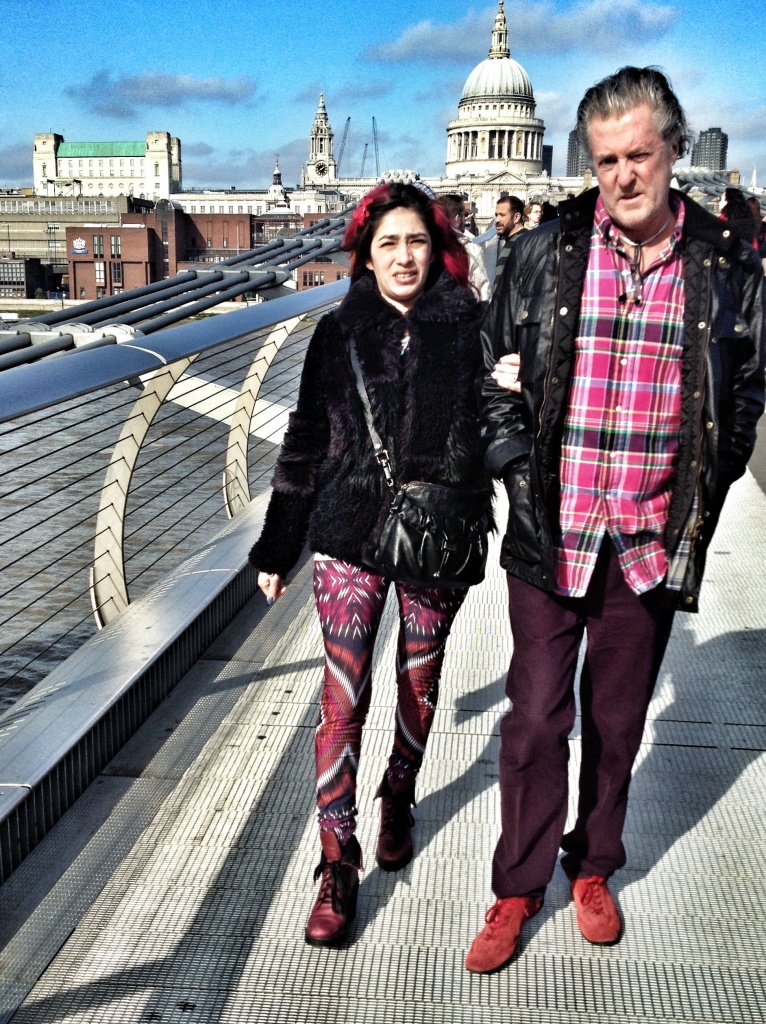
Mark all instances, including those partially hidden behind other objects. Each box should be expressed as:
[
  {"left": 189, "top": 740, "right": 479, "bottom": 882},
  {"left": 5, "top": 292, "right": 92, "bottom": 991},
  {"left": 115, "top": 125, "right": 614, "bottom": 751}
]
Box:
[{"left": 303, "top": 93, "right": 337, "bottom": 186}]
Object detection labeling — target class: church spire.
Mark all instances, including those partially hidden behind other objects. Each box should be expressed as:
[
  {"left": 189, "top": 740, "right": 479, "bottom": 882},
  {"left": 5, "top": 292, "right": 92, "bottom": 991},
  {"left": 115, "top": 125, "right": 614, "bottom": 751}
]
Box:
[{"left": 488, "top": 0, "right": 510, "bottom": 59}]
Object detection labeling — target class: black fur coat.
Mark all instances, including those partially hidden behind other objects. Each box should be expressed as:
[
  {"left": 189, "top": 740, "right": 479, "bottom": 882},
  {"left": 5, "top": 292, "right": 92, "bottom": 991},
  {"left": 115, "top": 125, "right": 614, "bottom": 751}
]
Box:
[{"left": 249, "top": 270, "right": 493, "bottom": 577}]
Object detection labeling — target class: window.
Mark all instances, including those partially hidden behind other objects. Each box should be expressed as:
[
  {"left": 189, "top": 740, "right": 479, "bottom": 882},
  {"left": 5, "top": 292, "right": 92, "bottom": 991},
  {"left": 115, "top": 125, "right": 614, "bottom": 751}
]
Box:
[
  {"left": 110, "top": 235, "right": 121, "bottom": 257},
  {"left": 93, "top": 235, "right": 104, "bottom": 257},
  {"left": 95, "top": 261, "right": 105, "bottom": 285},
  {"left": 112, "top": 262, "right": 122, "bottom": 285},
  {"left": 191, "top": 205, "right": 196, "bottom": 213},
  {"left": 223, "top": 237, "right": 228, "bottom": 248}
]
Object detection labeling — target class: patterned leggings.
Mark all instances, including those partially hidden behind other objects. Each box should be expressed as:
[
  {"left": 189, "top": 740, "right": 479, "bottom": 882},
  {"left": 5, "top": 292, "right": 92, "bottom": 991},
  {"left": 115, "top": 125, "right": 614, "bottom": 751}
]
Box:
[{"left": 313, "top": 558, "right": 467, "bottom": 842}]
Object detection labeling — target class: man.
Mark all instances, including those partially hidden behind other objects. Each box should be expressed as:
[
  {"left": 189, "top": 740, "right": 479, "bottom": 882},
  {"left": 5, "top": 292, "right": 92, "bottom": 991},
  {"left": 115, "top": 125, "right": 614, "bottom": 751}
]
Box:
[
  {"left": 439, "top": 193, "right": 491, "bottom": 300},
  {"left": 493, "top": 195, "right": 525, "bottom": 288},
  {"left": 467, "top": 66, "right": 765, "bottom": 974}
]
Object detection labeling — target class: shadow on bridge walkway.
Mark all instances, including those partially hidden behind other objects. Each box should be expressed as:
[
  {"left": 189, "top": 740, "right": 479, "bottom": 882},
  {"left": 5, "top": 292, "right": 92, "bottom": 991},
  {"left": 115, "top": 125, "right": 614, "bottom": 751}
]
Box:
[{"left": 0, "top": 471, "right": 764, "bottom": 1023}]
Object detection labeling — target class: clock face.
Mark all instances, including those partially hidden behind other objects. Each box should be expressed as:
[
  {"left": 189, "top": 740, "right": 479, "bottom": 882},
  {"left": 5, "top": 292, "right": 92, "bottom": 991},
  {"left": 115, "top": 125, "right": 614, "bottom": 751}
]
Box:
[{"left": 315, "top": 161, "right": 328, "bottom": 176}]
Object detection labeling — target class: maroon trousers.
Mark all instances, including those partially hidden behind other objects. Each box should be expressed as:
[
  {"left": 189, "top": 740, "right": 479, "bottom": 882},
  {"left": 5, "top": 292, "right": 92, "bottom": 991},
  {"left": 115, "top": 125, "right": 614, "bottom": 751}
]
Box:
[{"left": 491, "top": 538, "right": 676, "bottom": 898}]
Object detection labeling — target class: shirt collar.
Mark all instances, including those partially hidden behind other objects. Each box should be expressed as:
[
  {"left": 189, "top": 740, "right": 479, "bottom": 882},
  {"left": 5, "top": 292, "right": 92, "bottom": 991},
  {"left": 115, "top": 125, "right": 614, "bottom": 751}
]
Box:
[{"left": 594, "top": 193, "right": 685, "bottom": 258}]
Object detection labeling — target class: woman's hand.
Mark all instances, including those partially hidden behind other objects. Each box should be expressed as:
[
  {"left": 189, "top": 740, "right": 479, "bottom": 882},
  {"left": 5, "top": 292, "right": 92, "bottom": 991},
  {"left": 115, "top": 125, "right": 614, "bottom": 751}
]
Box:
[
  {"left": 258, "top": 571, "right": 287, "bottom": 605},
  {"left": 491, "top": 352, "right": 521, "bottom": 393}
]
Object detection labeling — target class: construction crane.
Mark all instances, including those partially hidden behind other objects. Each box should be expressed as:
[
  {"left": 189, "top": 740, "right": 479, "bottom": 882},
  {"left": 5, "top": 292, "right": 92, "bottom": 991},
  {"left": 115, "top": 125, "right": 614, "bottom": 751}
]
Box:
[
  {"left": 372, "top": 117, "right": 381, "bottom": 178},
  {"left": 336, "top": 117, "right": 351, "bottom": 176},
  {"left": 360, "top": 143, "right": 369, "bottom": 177}
]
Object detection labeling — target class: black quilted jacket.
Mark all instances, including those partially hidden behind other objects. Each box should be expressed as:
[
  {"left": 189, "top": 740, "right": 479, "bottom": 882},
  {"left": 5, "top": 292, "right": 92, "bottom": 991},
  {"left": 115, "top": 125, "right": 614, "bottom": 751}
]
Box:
[{"left": 480, "top": 187, "right": 765, "bottom": 611}]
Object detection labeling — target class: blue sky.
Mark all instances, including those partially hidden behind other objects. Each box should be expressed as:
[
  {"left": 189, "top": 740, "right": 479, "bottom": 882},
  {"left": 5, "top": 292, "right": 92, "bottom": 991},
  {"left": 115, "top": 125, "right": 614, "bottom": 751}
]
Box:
[{"left": 1, "top": 0, "right": 763, "bottom": 190}]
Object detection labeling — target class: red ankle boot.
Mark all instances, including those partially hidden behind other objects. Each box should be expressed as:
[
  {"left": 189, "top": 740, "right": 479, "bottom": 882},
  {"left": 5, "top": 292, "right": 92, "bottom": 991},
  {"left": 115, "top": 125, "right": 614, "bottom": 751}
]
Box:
[
  {"left": 305, "top": 831, "right": 362, "bottom": 946},
  {"left": 375, "top": 774, "right": 416, "bottom": 872}
]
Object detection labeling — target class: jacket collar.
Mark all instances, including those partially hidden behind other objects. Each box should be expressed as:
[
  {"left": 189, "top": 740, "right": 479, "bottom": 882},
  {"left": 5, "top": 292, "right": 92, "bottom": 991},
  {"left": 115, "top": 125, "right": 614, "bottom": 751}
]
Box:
[{"left": 558, "top": 185, "right": 739, "bottom": 255}]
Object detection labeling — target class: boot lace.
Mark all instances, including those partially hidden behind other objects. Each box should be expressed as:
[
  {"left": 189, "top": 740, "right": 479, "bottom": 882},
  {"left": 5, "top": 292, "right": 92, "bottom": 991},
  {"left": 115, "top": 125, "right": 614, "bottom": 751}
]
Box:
[
  {"left": 380, "top": 795, "right": 414, "bottom": 838},
  {"left": 313, "top": 860, "right": 351, "bottom": 915}
]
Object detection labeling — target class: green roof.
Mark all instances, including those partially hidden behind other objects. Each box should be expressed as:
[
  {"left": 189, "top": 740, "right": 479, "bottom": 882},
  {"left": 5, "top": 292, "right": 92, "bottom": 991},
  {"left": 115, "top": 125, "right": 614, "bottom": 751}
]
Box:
[{"left": 58, "top": 142, "right": 146, "bottom": 158}]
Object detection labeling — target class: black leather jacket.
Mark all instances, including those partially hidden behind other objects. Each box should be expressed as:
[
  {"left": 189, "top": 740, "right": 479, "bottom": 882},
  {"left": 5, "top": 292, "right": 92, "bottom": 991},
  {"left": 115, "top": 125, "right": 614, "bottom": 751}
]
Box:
[{"left": 480, "top": 188, "right": 765, "bottom": 611}]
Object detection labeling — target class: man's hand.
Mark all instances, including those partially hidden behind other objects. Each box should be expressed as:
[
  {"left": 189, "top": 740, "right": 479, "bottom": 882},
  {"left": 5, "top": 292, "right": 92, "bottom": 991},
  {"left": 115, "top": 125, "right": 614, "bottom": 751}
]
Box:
[
  {"left": 491, "top": 352, "right": 521, "bottom": 393},
  {"left": 258, "top": 571, "right": 287, "bottom": 605}
]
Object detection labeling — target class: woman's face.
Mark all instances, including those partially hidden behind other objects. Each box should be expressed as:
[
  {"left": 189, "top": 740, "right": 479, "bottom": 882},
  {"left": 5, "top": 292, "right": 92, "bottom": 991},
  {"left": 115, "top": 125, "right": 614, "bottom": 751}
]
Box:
[
  {"left": 527, "top": 203, "right": 542, "bottom": 225},
  {"left": 365, "top": 207, "right": 434, "bottom": 314}
]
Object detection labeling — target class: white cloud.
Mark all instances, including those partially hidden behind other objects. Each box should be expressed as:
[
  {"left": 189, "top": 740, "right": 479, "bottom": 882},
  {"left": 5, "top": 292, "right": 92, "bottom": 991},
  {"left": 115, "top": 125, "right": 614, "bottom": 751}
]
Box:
[
  {"left": 0, "top": 142, "right": 30, "bottom": 187},
  {"left": 65, "top": 71, "right": 256, "bottom": 120},
  {"left": 181, "top": 137, "right": 306, "bottom": 190},
  {"left": 365, "top": 0, "right": 678, "bottom": 63}
]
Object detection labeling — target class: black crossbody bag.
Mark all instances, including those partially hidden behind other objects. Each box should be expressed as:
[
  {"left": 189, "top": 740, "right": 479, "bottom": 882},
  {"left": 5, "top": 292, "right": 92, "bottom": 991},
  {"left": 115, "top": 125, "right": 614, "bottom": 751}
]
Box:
[{"left": 349, "top": 339, "right": 490, "bottom": 589}]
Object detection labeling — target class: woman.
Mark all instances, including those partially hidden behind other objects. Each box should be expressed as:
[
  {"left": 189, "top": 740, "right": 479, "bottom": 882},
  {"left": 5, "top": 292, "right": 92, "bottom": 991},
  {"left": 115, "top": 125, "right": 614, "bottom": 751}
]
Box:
[
  {"left": 524, "top": 200, "right": 542, "bottom": 229},
  {"left": 249, "top": 182, "right": 495, "bottom": 946}
]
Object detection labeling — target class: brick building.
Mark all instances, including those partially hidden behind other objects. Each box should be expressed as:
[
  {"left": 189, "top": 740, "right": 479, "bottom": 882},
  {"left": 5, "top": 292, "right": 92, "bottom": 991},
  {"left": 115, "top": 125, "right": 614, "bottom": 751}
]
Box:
[{"left": 67, "top": 203, "right": 348, "bottom": 300}]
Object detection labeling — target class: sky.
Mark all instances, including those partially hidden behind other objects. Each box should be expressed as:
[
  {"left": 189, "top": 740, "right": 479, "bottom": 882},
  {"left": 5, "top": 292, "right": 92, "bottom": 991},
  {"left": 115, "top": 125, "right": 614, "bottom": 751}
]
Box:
[{"left": 1, "top": 0, "right": 763, "bottom": 191}]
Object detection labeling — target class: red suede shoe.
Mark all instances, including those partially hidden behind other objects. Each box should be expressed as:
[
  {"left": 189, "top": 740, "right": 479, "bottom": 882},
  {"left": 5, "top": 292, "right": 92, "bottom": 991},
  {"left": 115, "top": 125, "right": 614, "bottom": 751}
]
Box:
[
  {"left": 570, "top": 876, "right": 623, "bottom": 945},
  {"left": 465, "top": 895, "right": 543, "bottom": 973},
  {"left": 304, "top": 832, "right": 362, "bottom": 946}
]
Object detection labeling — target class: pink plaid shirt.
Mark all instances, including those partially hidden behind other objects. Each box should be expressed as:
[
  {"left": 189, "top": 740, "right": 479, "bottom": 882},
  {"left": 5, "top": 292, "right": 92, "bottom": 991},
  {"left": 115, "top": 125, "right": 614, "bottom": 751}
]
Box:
[{"left": 554, "top": 196, "right": 686, "bottom": 597}]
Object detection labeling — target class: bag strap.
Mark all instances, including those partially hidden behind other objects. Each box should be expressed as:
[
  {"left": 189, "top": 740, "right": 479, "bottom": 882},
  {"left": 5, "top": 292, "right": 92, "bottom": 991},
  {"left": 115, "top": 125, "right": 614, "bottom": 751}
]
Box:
[{"left": 349, "top": 338, "right": 397, "bottom": 493}]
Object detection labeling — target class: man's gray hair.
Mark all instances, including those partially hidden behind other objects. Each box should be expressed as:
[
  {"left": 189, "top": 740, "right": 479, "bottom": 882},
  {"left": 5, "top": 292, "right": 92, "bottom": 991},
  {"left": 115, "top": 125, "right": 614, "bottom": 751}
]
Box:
[{"left": 576, "top": 66, "right": 691, "bottom": 161}]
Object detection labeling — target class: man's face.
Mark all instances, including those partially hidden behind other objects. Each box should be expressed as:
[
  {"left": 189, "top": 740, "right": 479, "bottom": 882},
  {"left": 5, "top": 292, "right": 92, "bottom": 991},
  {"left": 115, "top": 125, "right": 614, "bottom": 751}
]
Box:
[
  {"left": 495, "top": 202, "right": 521, "bottom": 240},
  {"left": 588, "top": 101, "right": 678, "bottom": 243}
]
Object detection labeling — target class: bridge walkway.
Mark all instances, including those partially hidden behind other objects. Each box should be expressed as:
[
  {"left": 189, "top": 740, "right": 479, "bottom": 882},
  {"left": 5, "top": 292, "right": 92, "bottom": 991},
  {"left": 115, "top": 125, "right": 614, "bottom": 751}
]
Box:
[{"left": 0, "top": 473, "right": 764, "bottom": 1023}]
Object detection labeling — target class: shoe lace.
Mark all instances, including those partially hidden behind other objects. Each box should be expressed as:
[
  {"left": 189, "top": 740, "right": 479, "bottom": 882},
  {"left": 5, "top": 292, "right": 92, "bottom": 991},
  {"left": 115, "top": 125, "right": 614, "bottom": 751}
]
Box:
[
  {"left": 483, "top": 900, "right": 503, "bottom": 927},
  {"left": 579, "top": 877, "right": 607, "bottom": 911},
  {"left": 381, "top": 796, "right": 414, "bottom": 837},
  {"left": 314, "top": 861, "right": 350, "bottom": 915}
]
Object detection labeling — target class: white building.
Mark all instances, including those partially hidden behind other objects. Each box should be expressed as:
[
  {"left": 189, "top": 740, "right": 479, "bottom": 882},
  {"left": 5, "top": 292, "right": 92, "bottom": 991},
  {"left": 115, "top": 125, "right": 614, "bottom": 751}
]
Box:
[
  {"left": 295, "top": 1, "right": 584, "bottom": 228},
  {"left": 445, "top": 1, "right": 544, "bottom": 178},
  {"left": 33, "top": 132, "right": 181, "bottom": 201}
]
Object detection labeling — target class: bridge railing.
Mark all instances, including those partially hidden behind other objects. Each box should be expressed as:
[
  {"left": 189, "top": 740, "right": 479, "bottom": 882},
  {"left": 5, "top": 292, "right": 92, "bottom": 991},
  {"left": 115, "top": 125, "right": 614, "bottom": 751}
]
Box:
[
  {"left": 0, "top": 279, "right": 350, "bottom": 705},
  {"left": 0, "top": 220, "right": 496, "bottom": 880}
]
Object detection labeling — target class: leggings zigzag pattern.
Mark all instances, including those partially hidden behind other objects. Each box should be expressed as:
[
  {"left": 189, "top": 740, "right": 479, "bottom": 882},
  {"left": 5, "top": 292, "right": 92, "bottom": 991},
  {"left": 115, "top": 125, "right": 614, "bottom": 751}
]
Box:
[{"left": 313, "top": 558, "right": 466, "bottom": 840}]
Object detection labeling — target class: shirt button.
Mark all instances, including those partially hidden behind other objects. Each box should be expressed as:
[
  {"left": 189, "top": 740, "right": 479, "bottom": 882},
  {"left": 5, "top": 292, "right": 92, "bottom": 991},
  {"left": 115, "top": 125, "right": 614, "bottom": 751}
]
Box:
[
  {"left": 621, "top": 358, "right": 628, "bottom": 365},
  {"left": 560, "top": 306, "right": 568, "bottom": 316},
  {"left": 609, "top": 451, "right": 617, "bottom": 459},
  {"left": 615, "top": 404, "right": 622, "bottom": 412}
]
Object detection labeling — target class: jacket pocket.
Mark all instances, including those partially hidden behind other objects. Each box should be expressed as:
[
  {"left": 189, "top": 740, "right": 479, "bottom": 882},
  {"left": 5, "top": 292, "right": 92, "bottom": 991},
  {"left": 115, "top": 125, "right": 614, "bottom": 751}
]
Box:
[{"left": 501, "top": 458, "right": 542, "bottom": 565}]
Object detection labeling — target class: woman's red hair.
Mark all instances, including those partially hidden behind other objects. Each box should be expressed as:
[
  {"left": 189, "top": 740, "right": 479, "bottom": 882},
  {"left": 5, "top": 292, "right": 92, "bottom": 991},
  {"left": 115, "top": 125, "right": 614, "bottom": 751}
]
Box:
[{"left": 343, "top": 182, "right": 469, "bottom": 290}]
